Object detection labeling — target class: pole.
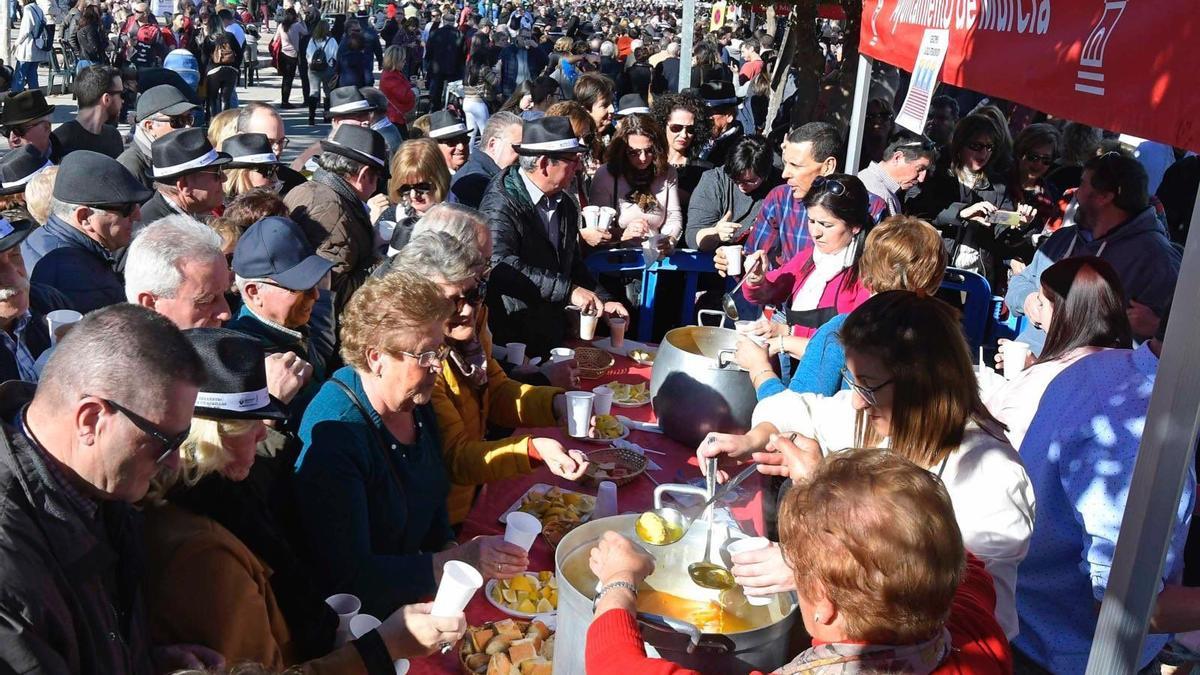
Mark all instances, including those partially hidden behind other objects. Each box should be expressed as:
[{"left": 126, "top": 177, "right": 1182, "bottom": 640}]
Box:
[
  {"left": 2, "top": 0, "right": 10, "bottom": 64},
  {"left": 844, "top": 54, "right": 872, "bottom": 172},
  {"left": 678, "top": 0, "right": 694, "bottom": 93},
  {"left": 1086, "top": 182, "right": 1200, "bottom": 673}
]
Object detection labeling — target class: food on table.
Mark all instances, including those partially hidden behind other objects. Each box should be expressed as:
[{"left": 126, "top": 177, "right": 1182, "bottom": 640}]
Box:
[
  {"left": 604, "top": 381, "right": 650, "bottom": 405},
  {"left": 590, "top": 460, "right": 631, "bottom": 481},
  {"left": 490, "top": 571, "right": 559, "bottom": 614},
  {"left": 635, "top": 511, "right": 677, "bottom": 545},
  {"left": 461, "top": 618, "right": 555, "bottom": 675},
  {"left": 592, "top": 414, "right": 624, "bottom": 440},
  {"left": 629, "top": 348, "right": 656, "bottom": 363},
  {"left": 516, "top": 486, "right": 596, "bottom": 545}
]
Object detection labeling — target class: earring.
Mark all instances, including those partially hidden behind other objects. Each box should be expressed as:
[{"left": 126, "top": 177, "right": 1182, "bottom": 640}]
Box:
[{"left": 813, "top": 613, "right": 822, "bottom": 623}]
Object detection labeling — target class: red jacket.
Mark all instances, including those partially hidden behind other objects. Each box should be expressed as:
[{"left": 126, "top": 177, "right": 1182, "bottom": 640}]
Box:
[
  {"left": 742, "top": 245, "right": 870, "bottom": 338},
  {"left": 379, "top": 70, "right": 416, "bottom": 125},
  {"left": 584, "top": 554, "right": 1011, "bottom": 675}
]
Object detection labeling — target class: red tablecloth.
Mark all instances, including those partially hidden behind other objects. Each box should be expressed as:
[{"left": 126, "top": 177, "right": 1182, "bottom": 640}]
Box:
[{"left": 408, "top": 352, "right": 766, "bottom": 674}]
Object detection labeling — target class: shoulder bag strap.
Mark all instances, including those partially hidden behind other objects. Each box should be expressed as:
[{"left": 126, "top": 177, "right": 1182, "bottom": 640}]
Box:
[{"left": 330, "top": 378, "right": 407, "bottom": 490}]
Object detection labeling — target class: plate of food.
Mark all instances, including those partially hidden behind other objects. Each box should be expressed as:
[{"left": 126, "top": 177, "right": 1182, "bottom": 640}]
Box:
[
  {"left": 573, "top": 414, "right": 629, "bottom": 444},
  {"left": 600, "top": 381, "right": 650, "bottom": 407},
  {"left": 499, "top": 484, "right": 597, "bottom": 547},
  {"left": 459, "top": 617, "right": 554, "bottom": 675},
  {"left": 583, "top": 447, "right": 647, "bottom": 486},
  {"left": 628, "top": 347, "right": 656, "bottom": 365},
  {"left": 486, "top": 571, "right": 558, "bottom": 618}
]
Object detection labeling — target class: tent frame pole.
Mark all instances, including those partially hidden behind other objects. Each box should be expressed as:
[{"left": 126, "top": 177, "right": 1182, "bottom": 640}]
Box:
[
  {"left": 678, "top": 0, "right": 695, "bottom": 93},
  {"left": 845, "top": 55, "right": 873, "bottom": 171}
]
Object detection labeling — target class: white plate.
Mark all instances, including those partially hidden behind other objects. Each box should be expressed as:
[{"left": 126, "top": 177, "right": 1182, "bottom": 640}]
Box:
[
  {"left": 497, "top": 483, "right": 596, "bottom": 524},
  {"left": 484, "top": 574, "right": 558, "bottom": 619}
]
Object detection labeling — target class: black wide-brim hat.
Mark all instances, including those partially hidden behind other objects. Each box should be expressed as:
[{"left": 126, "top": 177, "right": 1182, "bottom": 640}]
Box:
[
  {"left": 514, "top": 116, "right": 588, "bottom": 156},
  {"left": 0, "top": 216, "right": 33, "bottom": 252},
  {"left": 183, "top": 327, "right": 289, "bottom": 421},
  {"left": 615, "top": 93, "right": 651, "bottom": 117},
  {"left": 328, "top": 85, "right": 376, "bottom": 116},
  {"left": 152, "top": 127, "right": 233, "bottom": 183},
  {"left": 698, "top": 80, "right": 741, "bottom": 108},
  {"left": 320, "top": 124, "right": 391, "bottom": 178},
  {"left": 0, "top": 145, "right": 52, "bottom": 196},
  {"left": 428, "top": 109, "right": 469, "bottom": 141},
  {"left": 223, "top": 133, "right": 285, "bottom": 169},
  {"left": 1, "top": 90, "right": 55, "bottom": 127}
]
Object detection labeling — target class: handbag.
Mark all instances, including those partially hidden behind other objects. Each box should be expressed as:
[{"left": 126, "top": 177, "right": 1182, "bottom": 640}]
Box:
[{"left": 269, "top": 33, "right": 282, "bottom": 70}]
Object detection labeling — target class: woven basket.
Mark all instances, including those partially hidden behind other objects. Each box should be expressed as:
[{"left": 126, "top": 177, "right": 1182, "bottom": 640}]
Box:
[
  {"left": 583, "top": 447, "right": 648, "bottom": 487},
  {"left": 575, "top": 347, "right": 614, "bottom": 379}
]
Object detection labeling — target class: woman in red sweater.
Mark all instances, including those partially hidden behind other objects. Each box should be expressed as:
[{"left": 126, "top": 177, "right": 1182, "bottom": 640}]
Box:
[
  {"left": 584, "top": 447, "right": 1012, "bottom": 674},
  {"left": 379, "top": 46, "right": 416, "bottom": 130},
  {"left": 742, "top": 174, "right": 873, "bottom": 340}
]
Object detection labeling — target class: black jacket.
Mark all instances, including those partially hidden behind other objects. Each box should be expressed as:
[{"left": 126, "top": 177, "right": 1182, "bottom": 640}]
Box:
[
  {"left": 447, "top": 150, "right": 500, "bottom": 209},
  {"left": 22, "top": 215, "right": 126, "bottom": 314},
  {"left": 480, "top": 166, "right": 608, "bottom": 356},
  {"left": 424, "top": 24, "right": 463, "bottom": 78},
  {"left": 619, "top": 62, "right": 653, "bottom": 100},
  {"left": 137, "top": 192, "right": 179, "bottom": 224}
]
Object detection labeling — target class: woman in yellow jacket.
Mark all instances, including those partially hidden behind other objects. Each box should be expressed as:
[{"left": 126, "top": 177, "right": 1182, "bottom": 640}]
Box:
[{"left": 391, "top": 224, "right": 590, "bottom": 525}]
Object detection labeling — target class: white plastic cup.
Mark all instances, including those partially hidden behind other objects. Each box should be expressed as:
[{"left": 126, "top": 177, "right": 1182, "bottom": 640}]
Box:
[
  {"left": 45, "top": 309, "right": 83, "bottom": 346},
  {"left": 608, "top": 317, "right": 627, "bottom": 348},
  {"left": 504, "top": 511, "right": 542, "bottom": 552},
  {"left": 505, "top": 342, "right": 527, "bottom": 366},
  {"left": 726, "top": 537, "right": 773, "bottom": 606},
  {"left": 550, "top": 347, "right": 575, "bottom": 363},
  {"left": 722, "top": 245, "right": 743, "bottom": 276},
  {"left": 598, "top": 206, "right": 617, "bottom": 232},
  {"left": 642, "top": 234, "right": 664, "bottom": 265},
  {"left": 594, "top": 480, "right": 618, "bottom": 519},
  {"left": 566, "top": 391, "right": 594, "bottom": 438},
  {"left": 325, "top": 593, "right": 361, "bottom": 646},
  {"left": 393, "top": 660, "right": 410, "bottom": 675},
  {"left": 734, "top": 320, "right": 755, "bottom": 334},
  {"left": 582, "top": 204, "right": 601, "bottom": 229},
  {"left": 579, "top": 312, "right": 599, "bottom": 341},
  {"left": 430, "top": 561, "right": 484, "bottom": 617},
  {"left": 592, "top": 385, "right": 614, "bottom": 415},
  {"left": 349, "top": 613, "right": 381, "bottom": 639},
  {"left": 1000, "top": 341, "right": 1032, "bottom": 381}
]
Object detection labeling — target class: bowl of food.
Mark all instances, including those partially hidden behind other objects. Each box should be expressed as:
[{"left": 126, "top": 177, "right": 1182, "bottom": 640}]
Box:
[
  {"left": 499, "top": 485, "right": 597, "bottom": 547},
  {"left": 575, "top": 347, "right": 615, "bottom": 379},
  {"left": 459, "top": 617, "right": 554, "bottom": 675},
  {"left": 575, "top": 414, "right": 628, "bottom": 444},
  {"left": 486, "top": 571, "right": 559, "bottom": 617},
  {"left": 601, "top": 381, "right": 651, "bottom": 407},
  {"left": 583, "top": 447, "right": 647, "bottom": 487}
]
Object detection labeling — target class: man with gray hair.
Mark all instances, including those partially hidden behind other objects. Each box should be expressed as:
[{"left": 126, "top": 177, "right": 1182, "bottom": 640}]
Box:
[
  {"left": 0, "top": 303, "right": 223, "bottom": 673},
  {"left": 124, "top": 215, "right": 232, "bottom": 329},
  {"left": 22, "top": 150, "right": 153, "bottom": 313},
  {"left": 448, "top": 111, "right": 523, "bottom": 209}
]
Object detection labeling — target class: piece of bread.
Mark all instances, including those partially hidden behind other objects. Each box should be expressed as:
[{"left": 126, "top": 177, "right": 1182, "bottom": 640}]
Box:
[
  {"left": 525, "top": 619, "right": 552, "bottom": 641},
  {"left": 494, "top": 618, "right": 523, "bottom": 641},
  {"left": 537, "top": 635, "right": 555, "bottom": 661},
  {"left": 470, "top": 627, "right": 496, "bottom": 653},
  {"left": 486, "top": 652, "right": 512, "bottom": 675},
  {"left": 508, "top": 637, "right": 538, "bottom": 665},
  {"left": 519, "top": 657, "right": 553, "bottom": 675}
]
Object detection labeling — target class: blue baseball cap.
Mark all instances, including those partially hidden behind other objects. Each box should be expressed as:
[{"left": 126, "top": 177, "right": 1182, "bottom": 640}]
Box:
[{"left": 232, "top": 216, "right": 334, "bottom": 291}]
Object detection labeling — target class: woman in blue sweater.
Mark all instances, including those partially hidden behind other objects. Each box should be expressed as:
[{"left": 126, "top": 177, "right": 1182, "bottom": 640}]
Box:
[
  {"left": 292, "top": 267, "right": 527, "bottom": 619},
  {"left": 736, "top": 216, "right": 948, "bottom": 399}
]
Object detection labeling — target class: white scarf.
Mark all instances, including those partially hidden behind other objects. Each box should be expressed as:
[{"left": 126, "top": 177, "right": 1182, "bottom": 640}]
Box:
[{"left": 791, "top": 240, "right": 857, "bottom": 311}]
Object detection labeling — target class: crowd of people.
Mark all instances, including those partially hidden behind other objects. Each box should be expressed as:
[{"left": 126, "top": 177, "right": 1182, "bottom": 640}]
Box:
[{"left": 0, "top": 0, "right": 1198, "bottom": 672}]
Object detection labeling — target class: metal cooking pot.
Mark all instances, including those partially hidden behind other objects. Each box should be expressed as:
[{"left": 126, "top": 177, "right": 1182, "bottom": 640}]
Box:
[
  {"left": 650, "top": 311, "right": 758, "bottom": 448},
  {"left": 553, "top": 490, "right": 797, "bottom": 675}
]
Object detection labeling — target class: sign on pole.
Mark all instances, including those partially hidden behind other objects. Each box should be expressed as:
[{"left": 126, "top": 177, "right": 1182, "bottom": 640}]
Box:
[{"left": 893, "top": 29, "right": 948, "bottom": 135}]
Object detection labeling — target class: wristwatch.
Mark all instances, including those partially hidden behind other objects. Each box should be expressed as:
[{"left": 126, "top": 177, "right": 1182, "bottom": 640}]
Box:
[{"left": 592, "top": 580, "right": 638, "bottom": 611}]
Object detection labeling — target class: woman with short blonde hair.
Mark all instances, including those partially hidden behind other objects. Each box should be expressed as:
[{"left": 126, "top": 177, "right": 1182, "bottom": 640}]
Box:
[{"left": 387, "top": 138, "right": 451, "bottom": 216}]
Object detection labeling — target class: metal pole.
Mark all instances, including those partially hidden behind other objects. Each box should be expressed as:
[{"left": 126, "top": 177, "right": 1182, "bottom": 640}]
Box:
[
  {"left": 2, "top": 0, "right": 10, "bottom": 64},
  {"left": 1086, "top": 182, "right": 1200, "bottom": 673},
  {"left": 845, "top": 54, "right": 872, "bottom": 172},
  {"left": 678, "top": 0, "right": 694, "bottom": 93}
]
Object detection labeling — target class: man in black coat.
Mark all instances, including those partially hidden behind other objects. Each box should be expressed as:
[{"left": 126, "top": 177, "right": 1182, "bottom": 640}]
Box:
[
  {"left": 478, "top": 117, "right": 627, "bottom": 356},
  {"left": 448, "top": 111, "right": 522, "bottom": 209},
  {"left": 424, "top": 16, "right": 464, "bottom": 110}
]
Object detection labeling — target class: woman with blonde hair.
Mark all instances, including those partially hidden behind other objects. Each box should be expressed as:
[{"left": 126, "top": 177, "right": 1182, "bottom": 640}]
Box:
[
  {"left": 143, "top": 328, "right": 468, "bottom": 673},
  {"left": 387, "top": 138, "right": 451, "bottom": 216},
  {"left": 206, "top": 108, "right": 241, "bottom": 150},
  {"left": 221, "top": 133, "right": 285, "bottom": 201},
  {"left": 379, "top": 45, "right": 416, "bottom": 131}
]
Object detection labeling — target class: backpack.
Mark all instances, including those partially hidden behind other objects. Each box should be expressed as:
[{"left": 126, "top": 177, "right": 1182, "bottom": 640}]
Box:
[
  {"left": 308, "top": 39, "right": 329, "bottom": 72},
  {"left": 30, "top": 5, "right": 48, "bottom": 51},
  {"left": 129, "top": 23, "right": 163, "bottom": 67},
  {"left": 211, "top": 36, "right": 236, "bottom": 66}
]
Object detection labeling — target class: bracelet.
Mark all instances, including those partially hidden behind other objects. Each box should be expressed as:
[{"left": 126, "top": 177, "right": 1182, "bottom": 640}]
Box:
[
  {"left": 593, "top": 580, "right": 638, "bottom": 610},
  {"left": 750, "top": 368, "right": 774, "bottom": 383},
  {"left": 776, "top": 335, "right": 785, "bottom": 353}
]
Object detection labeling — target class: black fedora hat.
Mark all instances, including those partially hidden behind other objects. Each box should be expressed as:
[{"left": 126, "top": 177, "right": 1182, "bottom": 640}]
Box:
[
  {"left": 223, "top": 133, "right": 284, "bottom": 169},
  {"left": 615, "top": 93, "right": 651, "bottom": 117},
  {"left": 513, "top": 116, "right": 587, "bottom": 156},
  {"left": 0, "top": 216, "right": 34, "bottom": 253},
  {"left": 328, "top": 85, "right": 376, "bottom": 116},
  {"left": 54, "top": 150, "right": 155, "bottom": 206},
  {"left": 183, "top": 327, "right": 289, "bottom": 421},
  {"left": 151, "top": 127, "right": 232, "bottom": 183},
  {"left": 1, "top": 90, "right": 55, "bottom": 128},
  {"left": 0, "top": 145, "right": 52, "bottom": 196},
  {"left": 698, "top": 80, "right": 740, "bottom": 108},
  {"left": 428, "top": 110, "right": 469, "bottom": 141},
  {"left": 319, "top": 125, "right": 390, "bottom": 177}
]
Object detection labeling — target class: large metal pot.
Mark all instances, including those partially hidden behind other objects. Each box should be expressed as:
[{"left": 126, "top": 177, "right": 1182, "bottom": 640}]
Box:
[
  {"left": 650, "top": 313, "right": 758, "bottom": 447},
  {"left": 552, "top": 492, "right": 797, "bottom": 674}
]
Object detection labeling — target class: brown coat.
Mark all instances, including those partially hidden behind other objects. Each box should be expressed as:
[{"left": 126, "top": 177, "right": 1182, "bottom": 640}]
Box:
[
  {"left": 285, "top": 178, "right": 378, "bottom": 313},
  {"left": 143, "top": 502, "right": 368, "bottom": 674}
]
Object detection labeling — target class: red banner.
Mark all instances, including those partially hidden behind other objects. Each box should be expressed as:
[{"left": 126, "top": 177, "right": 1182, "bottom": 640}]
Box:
[{"left": 859, "top": 0, "right": 1200, "bottom": 152}]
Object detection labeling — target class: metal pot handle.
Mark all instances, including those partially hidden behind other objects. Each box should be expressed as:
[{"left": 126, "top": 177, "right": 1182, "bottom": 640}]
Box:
[
  {"left": 696, "top": 309, "right": 729, "bottom": 329},
  {"left": 637, "top": 613, "right": 702, "bottom": 654},
  {"left": 654, "top": 483, "right": 709, "bottom": 510},
  {"left": 717, "top": 349, "right": 741, "bottom": 370}
]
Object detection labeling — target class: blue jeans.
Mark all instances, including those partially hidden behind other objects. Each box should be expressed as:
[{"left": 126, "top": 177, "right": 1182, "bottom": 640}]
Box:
[{"left": 11, "top": 61, "right": 39, "bottom": 92}]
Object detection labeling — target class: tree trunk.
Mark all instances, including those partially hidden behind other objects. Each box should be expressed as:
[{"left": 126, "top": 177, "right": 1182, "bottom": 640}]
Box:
[
  {"left": 786, "top": 1, "right": 823, "bottom": 128},
  {"left": 821, "top": 0, "right": 864, "bottom": 135}
]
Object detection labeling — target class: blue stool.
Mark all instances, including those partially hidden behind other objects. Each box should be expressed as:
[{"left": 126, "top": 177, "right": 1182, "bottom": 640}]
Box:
[
  {"left": 640, "top": 250, "right": 717, "bottom": 342},
  {"left": 939, "top": 267, "right": 992, "bottom": 355}
]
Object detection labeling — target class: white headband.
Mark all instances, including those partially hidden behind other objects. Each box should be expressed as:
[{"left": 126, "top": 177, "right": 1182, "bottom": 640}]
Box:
[
  {"left": 617, "top": 106, "right": 651, "bottom": 115},
  {"left": 429, "top": 122, "right": 469, "bottom": 139},
  {"left": 195, "top": 387, "right": 270, "bottom": 413},
  {"left": 0, "top": 159, "right": 52, "bottom": 189},
  {"left": 329, "top": 99, "right": 374, "bottom": 114},
  {"left": 519, "top": 138, "right": 583, "bottom": 153},
  {"left": 153, "top": 149, "right": 220, "bottom": 177},
  {"left": 231, "top": 152, "right": 279, "bottom": 165}
]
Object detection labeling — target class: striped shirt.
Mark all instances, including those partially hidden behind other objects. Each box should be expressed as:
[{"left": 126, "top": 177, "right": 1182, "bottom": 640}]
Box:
[{"left": 743, "top": 184, "right": 888, "bottom": 267}]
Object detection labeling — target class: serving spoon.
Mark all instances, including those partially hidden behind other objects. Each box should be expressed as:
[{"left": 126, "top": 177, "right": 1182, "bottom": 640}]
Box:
[{"left": 687, "top": 458, "right": 736, "bottom": 590}]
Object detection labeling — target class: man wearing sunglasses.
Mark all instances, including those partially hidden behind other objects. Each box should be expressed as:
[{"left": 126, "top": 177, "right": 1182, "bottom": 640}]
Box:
[
  {"left": 140, "top": 127, "right": 232, "bottom": 224},
  {"left": 23, "top": 150, "right": 153, "bottom": 313},
  {"left": 0, "top": 303, "right": 227, "bottom": 673},
  {"left": 0, "top": 90, "right": 56, "bottom": 163},
  {"left": 117, "top": 84, "right": 200, "bottom": 190},
  {"left": 49, "top": 64, "right": 125, "bottom": 159}
]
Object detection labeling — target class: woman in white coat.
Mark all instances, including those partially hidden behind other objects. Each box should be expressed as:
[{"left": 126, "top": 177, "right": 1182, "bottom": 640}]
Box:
[{"left": 12, "top": 0, "right": 49, "bottom": 93}]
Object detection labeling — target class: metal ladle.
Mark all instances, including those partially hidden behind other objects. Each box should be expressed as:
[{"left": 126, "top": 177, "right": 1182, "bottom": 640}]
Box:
[
  {"left": 720, "top": 255, "right": 764, "bottom": 321},
  {"left": 688, "top": 458, "right": 736, "bottom": 590},
  {"left": 636, "top": 463, "right": 760, "bottom": 547}
]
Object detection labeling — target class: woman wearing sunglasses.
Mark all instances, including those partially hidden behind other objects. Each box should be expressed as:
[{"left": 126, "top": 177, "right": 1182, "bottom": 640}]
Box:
[
  {"left": 398, "top": 230, "right": 589, "bottom": 526},
  {"left": 387, "top": 138, "right": 451, "bottom": 217},
  {"left": 701, "top": 291, "right": 1034, "bottom": 641},
  {"left": 741, "top": 174, "right": 873, "bottom": 342},
  {"left": 651, "top": 92, "right": 711, "bottom": 208},
  {"left": 221, "top": 133, "right": 286, "bottom": 202},
  {"left": 1006, "top": 123, "right": 1065, "bottom": 251},
  {"left": 292, "top": 267, "right": 526, "bottom": 619},
  {"left": 588, "top": 114, "right": 682, "bottom": 255},
  {"left": 906, "top": 112, "right": 1026, "bottom": 287},
  {"left": 143, "top": 328, "right": 468, "bottom": 673}
]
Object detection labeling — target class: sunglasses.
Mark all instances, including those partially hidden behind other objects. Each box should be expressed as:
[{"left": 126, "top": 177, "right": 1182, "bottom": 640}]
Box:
[
  {"left": 254, "top": 165, "right": 279, "bottom": 180},
  {"left": 396, "top": 343, "right": 451, "bottom": 369},
  {"left": 866, "top": 111, "right": 893, "bottom": 121},
  {"left": 810, "top": 175, "right": 847, "bottom": 196},
  {"left": 449, "top": 277, "right": 488, "bottom": 311},
  {"left": 667, "top": 123, "right": 695, "bottom": 134},
  {"left": 269, "top": 137, "right": 290, "bottom": 153},
  {"left": 397, "top": 182, "right": 434, "bottom": 197},
  {"left": 5, "top": 120, "right": 47, "bottom": 137},
  {"left": 898, "top": 136, "right": 936, "bottom": 151},
  {"left": 94, "top": 202, "right": 140, "bottom": 218},
  {"left": 93, "top": 396, "right": 191, "bottom": 464},
  {"left": 152, "top": 113, "right": 194, "bottom": 129},
  {"left": 1022, "top": 152, "right": 1054, "bottom": 165},
  {"left": 839, "top": 368, "right": 893, "bottom": 408},
  {"left": 626, "top": 146, "right": 655, "bottom": 158},
  {"left": 966, "top": 141, "right": 995, "bottom": 153}
]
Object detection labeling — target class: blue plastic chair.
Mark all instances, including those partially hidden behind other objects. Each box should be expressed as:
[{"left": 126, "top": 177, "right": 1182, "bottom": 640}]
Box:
[
  {"left": 640, "top": 250, "right": 717, "bottom": 342},
  {"left": 939, "top": 267, "right": 992, "bottom": 355}
]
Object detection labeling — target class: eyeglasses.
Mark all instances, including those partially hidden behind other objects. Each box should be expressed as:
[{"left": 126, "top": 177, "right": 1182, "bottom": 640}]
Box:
[
  {"left": 810, "top": 175, "right": 847, "bottom": 196},
  {"left": 92, "top": 396, "right": 191, "bottom": 464},
  {"left": 254, "top": 165, "right": 279, "bottom": 180},
  {"left": 448, "top": 277, "right": 488, "bottom": 311},
  {"left": 257, "top": 279, "right": 315, "bottom": 294},
  {"left": 269, "top": 137, "right": 290, "bottom": 153},
  {"left": 5, "top": 120, "right": 47, "bottom": 137},
  {"left": 865, "top": 111, "right": 893, "bottom": 122},
  {"left": 152, "top": 113, "right": 194, "bottom": 129},
  {"left": 966, "top": 141, "right": 995, "bottom": 153},
  {"left": 839, "top": 368, "right": 893, "bottom": 408},
  {"left": 626, "top": 146, "right": 655, "bottom": 158},
  {"left": 195, "top": 168, "right": 225, "bottom": 179},
  {"left": 1022, "top": 152, "right": 1054, "bottom": 165},
  {"left": 395, "top": 343, "right": 450, "bottom": 369},
  {"left": 436, "top": 136, "right": 469, "bottom": 146},
  {"left": 667, "top": 123, "right": 695, "bottom": 134},
  {"left": 396, "top": 182, "right": 434, "bottom": 197},
  {"left": 94, "top": 202, "right": 140, "bottom": 218},
  {"left": 104, "top": 88, "right": 125, "bottom": 96}
]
